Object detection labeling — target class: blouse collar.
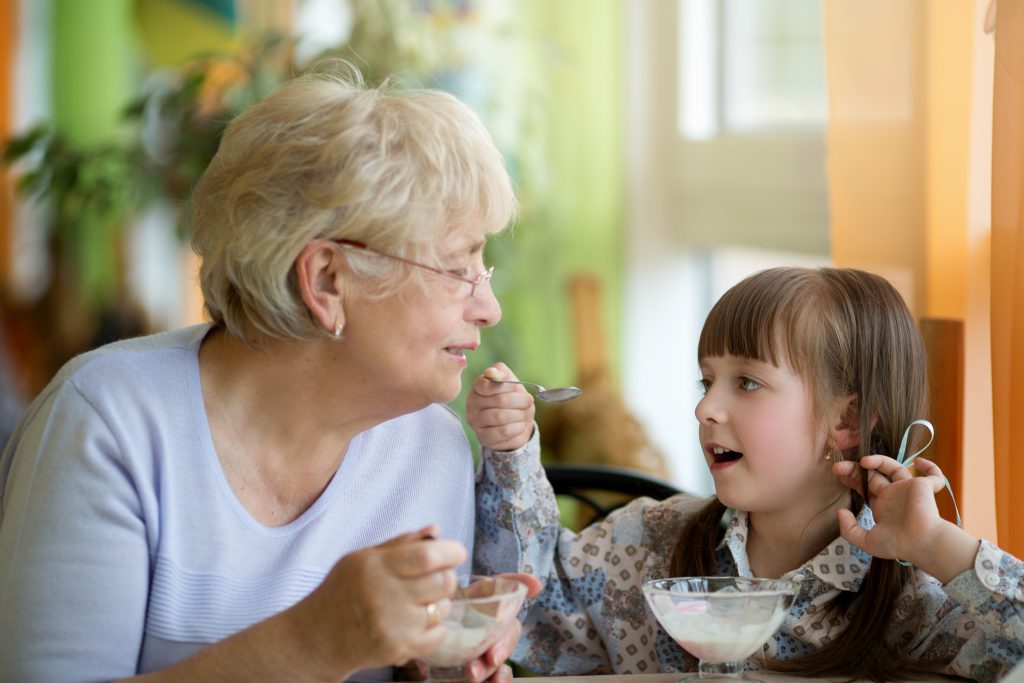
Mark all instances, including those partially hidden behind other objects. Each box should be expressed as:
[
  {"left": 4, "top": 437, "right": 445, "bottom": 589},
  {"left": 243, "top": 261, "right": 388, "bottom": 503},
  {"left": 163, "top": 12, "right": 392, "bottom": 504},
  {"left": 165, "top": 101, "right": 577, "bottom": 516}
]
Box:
[{"left": 717, "top": 506, "right": 874, "bottom": 592}]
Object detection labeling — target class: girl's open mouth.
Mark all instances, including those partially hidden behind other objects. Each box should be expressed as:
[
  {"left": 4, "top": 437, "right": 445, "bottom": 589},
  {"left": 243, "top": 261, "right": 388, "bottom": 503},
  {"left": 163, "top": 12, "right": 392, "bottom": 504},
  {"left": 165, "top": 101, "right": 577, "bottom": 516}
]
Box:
[{"left": 711, "top": 447, "right": 743, "bottom": 464}]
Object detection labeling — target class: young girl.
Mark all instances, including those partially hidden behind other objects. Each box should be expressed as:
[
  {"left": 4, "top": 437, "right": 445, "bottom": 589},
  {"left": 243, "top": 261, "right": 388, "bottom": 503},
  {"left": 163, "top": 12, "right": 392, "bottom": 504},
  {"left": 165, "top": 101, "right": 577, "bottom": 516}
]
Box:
[{"left": 467, "top": 267, "right": 1023, "bottom": 683}]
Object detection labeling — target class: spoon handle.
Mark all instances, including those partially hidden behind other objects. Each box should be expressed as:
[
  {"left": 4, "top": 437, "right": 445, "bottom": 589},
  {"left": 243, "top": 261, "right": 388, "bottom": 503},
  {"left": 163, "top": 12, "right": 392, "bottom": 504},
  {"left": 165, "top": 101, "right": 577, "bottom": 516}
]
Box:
[
  {"left": 486, "top": 377, "right": 544, "bottom": 392},
  {"left": 486, "top": 377, "right": 582, "bottom": 402}
]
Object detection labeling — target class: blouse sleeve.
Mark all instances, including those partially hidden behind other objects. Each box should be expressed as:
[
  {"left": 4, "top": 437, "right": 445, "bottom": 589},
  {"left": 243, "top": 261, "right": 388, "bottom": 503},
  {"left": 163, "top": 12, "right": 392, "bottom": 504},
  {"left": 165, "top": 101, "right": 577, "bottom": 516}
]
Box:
[
  {"left": 474, "top": 433, "right": 653, "bottom": 675},
  {"left": 897, "top": 540, "right": 1024, "bottom": 683},
  {"left": 0, "top": 381, "right": 151, "bottom": 682}
]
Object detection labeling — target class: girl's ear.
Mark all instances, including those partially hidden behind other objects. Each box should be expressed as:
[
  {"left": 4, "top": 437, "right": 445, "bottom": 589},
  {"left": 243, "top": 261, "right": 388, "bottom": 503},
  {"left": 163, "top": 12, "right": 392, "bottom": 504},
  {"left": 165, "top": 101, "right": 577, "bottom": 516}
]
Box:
[
  {"left": 295, "top": 241, "right": 347, "bottom": 335},
  {"left": 831, "top": 394, "right": 861, "bottom": 450}
]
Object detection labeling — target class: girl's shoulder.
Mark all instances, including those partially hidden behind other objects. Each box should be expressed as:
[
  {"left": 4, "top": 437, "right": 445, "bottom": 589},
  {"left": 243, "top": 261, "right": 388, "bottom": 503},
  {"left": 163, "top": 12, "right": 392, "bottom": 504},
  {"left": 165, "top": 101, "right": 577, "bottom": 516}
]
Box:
[
  {"left": 644, "top": 493, "right": 715, "bottom": 550},
  {"left": 597, "top": 492, "right": 715, "bottom": 553},
  {"left": 558, "top": 494, "right": 715, "bottom": 586}
]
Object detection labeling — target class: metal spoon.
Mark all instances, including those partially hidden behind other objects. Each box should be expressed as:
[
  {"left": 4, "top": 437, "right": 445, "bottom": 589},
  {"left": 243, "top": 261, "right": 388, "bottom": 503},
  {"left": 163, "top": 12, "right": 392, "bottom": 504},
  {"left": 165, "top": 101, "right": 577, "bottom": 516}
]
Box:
[{"left": 487, "top": 377, "right": 582, "bottom": 402}]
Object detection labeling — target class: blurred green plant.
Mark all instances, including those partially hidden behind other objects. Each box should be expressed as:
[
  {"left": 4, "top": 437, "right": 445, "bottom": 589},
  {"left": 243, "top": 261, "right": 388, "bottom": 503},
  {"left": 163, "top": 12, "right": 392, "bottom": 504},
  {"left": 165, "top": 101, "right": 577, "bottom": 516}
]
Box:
[
  {"left": 3, "top": 2, "right": 550, "bottom": 400},
  {"left": 2, "top": 34, "right": 302, "bottom": 310}
]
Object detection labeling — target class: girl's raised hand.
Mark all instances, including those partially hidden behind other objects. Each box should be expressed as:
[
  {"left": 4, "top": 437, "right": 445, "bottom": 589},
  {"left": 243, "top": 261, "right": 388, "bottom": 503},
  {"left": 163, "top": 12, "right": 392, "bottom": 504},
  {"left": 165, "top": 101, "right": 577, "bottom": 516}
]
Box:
[
  {"left": 466, "top": 363, "right": 535, "bottom": 452},
  {"left": 833, "top": 455, "right": 979, "bottom": 583}
]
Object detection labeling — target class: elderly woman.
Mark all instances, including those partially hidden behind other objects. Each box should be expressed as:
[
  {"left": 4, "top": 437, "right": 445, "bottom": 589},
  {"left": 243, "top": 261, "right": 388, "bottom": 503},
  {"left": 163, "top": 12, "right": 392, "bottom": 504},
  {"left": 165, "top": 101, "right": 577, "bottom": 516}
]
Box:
[{"left": 0, "top": 67, "right": 536, "bottom": 682}]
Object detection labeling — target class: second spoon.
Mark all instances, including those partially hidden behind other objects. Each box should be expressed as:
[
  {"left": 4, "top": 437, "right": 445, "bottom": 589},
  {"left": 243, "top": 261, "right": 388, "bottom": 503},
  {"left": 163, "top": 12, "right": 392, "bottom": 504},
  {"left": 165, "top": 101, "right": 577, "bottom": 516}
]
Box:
[{"left": 487, "top": 377, "right": 582, "bottom": 402}]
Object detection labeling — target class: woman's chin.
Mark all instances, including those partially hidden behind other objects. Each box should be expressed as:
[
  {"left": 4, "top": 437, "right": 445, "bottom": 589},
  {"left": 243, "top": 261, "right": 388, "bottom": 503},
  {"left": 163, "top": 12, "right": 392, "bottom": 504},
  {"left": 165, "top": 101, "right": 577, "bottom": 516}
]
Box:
[{"left": 438, "top": 378, "right": 463, "bottom": 405}]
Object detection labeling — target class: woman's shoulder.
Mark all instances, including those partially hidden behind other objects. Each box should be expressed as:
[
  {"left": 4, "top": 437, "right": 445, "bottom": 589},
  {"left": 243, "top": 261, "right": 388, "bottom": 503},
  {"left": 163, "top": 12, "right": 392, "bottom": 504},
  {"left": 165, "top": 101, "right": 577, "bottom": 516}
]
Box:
[
  {"left": 3, "top": 326, "right": 210, "bottom": 456},
  {"left": 51, "top": 325, "right": 210, "bottom": 391}
]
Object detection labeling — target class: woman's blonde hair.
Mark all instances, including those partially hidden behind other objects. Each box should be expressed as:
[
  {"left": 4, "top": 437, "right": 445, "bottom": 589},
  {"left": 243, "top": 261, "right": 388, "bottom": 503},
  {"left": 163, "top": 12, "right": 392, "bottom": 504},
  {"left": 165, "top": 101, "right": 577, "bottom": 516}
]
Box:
[
  {"left": 190, "top": 62, "right": 517, "bottom": 342},
  {"left": 674, "top": 267, "right": 927, "bottom": 682}
]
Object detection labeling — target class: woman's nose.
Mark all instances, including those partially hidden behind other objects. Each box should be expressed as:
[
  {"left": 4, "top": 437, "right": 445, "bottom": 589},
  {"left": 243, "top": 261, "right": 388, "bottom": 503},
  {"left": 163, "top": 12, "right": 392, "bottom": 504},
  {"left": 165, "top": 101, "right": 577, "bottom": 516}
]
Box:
[{"left": 469, "top": 280, "right": 501, "bottom": 327}]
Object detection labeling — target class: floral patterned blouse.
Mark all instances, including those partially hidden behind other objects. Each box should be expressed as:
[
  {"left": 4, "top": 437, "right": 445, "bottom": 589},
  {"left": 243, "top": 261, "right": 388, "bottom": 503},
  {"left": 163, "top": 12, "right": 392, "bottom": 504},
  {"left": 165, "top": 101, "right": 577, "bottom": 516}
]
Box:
[{"left": 473, "top": 434, "right": 1024, "bottom": 683}]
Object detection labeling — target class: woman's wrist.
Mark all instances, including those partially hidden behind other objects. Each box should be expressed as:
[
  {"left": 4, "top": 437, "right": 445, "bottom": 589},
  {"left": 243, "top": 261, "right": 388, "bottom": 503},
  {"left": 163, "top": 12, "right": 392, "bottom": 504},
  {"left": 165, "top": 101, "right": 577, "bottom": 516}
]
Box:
[
  {"left": 134, "top": 607, "right": 352, "bottom": 683},
  {"left": 277, "top": 597, "right": 360, "bottom": 683}
]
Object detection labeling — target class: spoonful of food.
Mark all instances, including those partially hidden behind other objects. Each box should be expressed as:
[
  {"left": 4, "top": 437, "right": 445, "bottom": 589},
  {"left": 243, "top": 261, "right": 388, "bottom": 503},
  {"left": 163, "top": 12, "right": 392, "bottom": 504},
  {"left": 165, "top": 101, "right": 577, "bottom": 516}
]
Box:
[{"left": 486, "top": 377, "right": 582, "bottom": 403}]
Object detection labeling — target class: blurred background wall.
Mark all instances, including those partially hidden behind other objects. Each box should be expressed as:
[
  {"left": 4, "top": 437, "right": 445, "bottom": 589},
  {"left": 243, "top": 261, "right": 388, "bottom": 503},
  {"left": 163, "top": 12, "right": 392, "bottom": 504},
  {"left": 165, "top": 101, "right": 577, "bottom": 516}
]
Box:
[{"left": 2, "top": 0, "right": 1022, "bottom": 553}]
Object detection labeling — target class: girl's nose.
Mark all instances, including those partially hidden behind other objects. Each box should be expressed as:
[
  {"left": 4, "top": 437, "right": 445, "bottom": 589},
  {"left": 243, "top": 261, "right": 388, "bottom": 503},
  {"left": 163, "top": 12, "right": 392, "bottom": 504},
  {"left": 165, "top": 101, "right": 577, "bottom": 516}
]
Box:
[{"left": 695, "top": 391, "right": 723, "bottom": 425}]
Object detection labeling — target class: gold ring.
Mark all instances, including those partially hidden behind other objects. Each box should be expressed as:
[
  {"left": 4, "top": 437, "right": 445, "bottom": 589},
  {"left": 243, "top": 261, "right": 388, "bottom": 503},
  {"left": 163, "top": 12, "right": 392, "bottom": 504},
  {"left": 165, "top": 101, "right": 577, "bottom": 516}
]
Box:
[{"left": 425, "top": 601, "right": 441, "bottom": 628}]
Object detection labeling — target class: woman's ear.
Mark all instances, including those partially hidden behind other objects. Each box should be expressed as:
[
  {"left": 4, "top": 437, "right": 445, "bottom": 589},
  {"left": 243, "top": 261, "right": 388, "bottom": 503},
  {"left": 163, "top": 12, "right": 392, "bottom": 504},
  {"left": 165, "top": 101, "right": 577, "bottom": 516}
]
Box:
[
  {"left": 295, "top": 241, "right": 347, "bottom": 336},
  {"left": 831, "top": 394, "right": 861, "bottom": 450}
]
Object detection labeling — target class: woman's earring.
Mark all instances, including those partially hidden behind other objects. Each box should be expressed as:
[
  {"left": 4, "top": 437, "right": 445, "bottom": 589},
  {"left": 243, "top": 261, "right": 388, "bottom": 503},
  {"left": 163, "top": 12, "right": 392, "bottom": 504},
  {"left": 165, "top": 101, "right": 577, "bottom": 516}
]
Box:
[{"left": 334, "top": 319, "right": 343, "bottom": 338}]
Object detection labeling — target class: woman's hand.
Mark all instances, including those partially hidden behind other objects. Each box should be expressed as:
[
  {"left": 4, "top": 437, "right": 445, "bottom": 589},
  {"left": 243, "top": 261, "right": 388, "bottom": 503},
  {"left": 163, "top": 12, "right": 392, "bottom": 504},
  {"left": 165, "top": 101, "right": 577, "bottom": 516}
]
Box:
[
  {"left": 833, "top": 455, "right": 978, "bottom": 583},
  {"left": 466, "top": 363, "right": 535, "bottom": 452},
  {"left": 293, "top": 525, "right": 467, "bottom": 680}
]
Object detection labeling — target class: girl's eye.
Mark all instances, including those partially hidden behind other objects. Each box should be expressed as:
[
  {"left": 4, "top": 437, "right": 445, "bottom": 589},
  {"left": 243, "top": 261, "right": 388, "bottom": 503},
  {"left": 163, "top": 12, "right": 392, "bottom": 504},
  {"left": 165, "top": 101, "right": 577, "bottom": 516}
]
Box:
[
  {"left": 447, "top": 268, "right": 470, "bottom": 278},
  {"left": 738, "top": 376, "right": 762, "bottom": 391},
  {"left": 697, "top": 379, "right": 711, "bottom": 394}
]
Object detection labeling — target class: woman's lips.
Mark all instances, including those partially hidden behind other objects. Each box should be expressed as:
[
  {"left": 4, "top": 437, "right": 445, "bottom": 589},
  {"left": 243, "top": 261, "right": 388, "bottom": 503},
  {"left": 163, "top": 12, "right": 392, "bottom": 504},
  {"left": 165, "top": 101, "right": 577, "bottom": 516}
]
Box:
[{"left": 443, "top": 345, "right": 475, "bottom": 367}]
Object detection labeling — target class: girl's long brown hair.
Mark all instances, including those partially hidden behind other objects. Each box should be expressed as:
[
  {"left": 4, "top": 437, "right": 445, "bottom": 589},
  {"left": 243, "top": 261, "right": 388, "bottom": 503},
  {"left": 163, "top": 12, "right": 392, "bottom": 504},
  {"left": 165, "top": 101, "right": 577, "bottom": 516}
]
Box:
[{"left": 671, "top": 267, "right": 927, "bottom": 682}]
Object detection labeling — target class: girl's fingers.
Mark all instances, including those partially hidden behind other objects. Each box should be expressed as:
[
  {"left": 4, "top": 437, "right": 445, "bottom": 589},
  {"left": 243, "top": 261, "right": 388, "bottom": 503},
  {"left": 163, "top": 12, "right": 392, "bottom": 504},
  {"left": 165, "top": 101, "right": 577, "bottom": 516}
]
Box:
[
  {"left": 837, "top": 508, "right": 869, "bottom": 550},
  {"left": 483, "top": 363, "right": 513, "bottom": 380},
  {"left": 470, "top": 392, "right": 534, "bottom": 413},
  {"left": 475, "top": 426, "right": 532, "bottom": 451},
  {"left": 907, "top": 457, "right": 947, "bottom": 493},
  {"left": 861, "top": 468, "right": 893, "bottom": 497},
  {"left": 858, "top": 454, "right": 913, "bottom": 480},
  {"left": 474, "top": 364, "right": 523, "bottom": 398},
  {"left": 831, "top": 461, "right": 865, "bottom": 495},
  {"left": 471, "top": 407, "right": 534, "bottom": 429},
  {"left": 494, "top": 664, "right": 515, "bottom": 683}
]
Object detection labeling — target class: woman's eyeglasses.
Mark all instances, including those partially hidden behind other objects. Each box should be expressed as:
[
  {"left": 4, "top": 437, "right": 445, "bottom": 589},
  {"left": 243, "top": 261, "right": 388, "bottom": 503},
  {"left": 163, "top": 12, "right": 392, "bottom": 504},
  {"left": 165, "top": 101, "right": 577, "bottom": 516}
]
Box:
[{"left": 332, "top": 239, "right": 494, "bottom": 298}]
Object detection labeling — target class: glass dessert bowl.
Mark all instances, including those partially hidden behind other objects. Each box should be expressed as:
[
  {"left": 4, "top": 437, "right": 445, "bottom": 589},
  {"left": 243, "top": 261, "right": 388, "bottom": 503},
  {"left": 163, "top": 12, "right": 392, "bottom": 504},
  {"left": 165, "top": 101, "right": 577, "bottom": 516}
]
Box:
[
  {"left": 421, "top": 575, "right": 528, "bottom": 683},
  {"left": 642, "top": 576, "right": 799, "bottom": 682}
]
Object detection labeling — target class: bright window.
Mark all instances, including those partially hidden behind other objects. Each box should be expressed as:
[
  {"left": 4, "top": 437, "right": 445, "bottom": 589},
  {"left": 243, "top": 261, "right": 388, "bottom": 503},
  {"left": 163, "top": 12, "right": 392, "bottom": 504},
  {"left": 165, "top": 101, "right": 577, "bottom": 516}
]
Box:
[{"left": 679, "top": 0, "right": 828, "bottom": 139}]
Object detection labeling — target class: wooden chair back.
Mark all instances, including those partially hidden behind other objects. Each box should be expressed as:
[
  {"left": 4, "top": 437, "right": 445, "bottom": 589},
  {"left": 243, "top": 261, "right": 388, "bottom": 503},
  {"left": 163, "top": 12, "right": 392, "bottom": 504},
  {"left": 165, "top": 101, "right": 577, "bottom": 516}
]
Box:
[{"left": 919, "top": 318, "right": 964, "bottom": 524}]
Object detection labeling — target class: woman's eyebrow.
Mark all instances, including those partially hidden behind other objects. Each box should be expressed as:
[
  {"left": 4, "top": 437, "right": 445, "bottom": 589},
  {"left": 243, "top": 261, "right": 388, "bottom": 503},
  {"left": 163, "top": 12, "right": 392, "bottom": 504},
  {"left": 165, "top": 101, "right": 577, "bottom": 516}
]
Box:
[{"left": 447, "top": 241, "right": 485, "bottom": 262}]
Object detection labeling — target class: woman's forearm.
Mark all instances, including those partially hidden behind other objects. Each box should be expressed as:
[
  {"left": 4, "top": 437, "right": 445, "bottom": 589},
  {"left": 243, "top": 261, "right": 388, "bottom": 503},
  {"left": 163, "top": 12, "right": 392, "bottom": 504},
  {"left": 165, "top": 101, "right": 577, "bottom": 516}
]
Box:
[{"left": 126, "top": 606, "right": 354, "bottom": 683}]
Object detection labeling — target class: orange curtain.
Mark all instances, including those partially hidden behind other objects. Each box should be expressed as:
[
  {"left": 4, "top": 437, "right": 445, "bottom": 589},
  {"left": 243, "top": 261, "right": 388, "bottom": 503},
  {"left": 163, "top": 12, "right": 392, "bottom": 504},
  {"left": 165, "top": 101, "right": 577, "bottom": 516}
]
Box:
[
  {"left": 824, "top": 0, "right": 1000, "bottom": 541},
  {"left": 990, "top": 0, "right": 1024, "bottom": 557}
]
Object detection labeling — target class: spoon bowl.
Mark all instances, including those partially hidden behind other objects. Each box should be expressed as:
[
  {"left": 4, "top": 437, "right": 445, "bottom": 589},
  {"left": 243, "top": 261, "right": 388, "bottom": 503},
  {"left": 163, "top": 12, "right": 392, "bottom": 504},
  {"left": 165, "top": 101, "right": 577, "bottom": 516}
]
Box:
[{"left": 487, "top": 378, "right": 582, "bottom": 402}]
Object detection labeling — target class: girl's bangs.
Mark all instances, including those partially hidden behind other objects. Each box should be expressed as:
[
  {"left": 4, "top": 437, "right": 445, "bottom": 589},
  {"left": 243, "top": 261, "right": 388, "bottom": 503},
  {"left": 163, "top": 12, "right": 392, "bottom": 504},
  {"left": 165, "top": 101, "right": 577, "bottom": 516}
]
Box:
[
  {"left": 697, "top": 269, "right": 821, "bottom": 373},
  {"left": 698, "top": 284, "right": 787, "bottom": 365}
]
